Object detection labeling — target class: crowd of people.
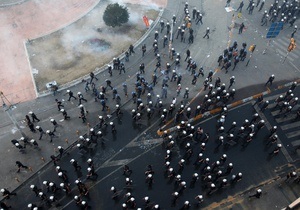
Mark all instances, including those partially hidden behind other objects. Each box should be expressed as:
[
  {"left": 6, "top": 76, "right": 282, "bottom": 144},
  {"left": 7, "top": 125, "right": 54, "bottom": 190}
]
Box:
[{"left": 1, "top": 0, "right": 299, "bottom": 209}]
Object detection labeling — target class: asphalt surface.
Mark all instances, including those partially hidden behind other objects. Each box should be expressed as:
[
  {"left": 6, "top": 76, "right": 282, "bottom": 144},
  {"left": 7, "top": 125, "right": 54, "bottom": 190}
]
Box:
[
  {"left": 0, "top": 0, "right": 300, "bottom": 209},
  {"left": 3, "top": 87, "right": 299, "bottom": 210}
]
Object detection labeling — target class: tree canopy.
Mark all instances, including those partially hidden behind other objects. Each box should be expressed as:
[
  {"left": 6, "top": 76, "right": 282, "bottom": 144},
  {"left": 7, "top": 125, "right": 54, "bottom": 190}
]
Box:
[{"left": 103, "top": 3, "right": 129, "bottom": 27}]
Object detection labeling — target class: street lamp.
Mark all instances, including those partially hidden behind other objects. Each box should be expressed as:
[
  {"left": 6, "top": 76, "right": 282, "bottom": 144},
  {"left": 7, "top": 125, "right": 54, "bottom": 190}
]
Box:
[{"left": 0, "top": 91, "right": 27, "bottom": 138}]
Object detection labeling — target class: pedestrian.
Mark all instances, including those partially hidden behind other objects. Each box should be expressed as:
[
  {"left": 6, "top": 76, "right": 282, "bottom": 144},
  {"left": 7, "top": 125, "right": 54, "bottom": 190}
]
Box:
[
  {"left": 266, "top": 135, "right": 278, "bottom": 146},
  {"left": 89, "top": 72, "right": 98, "bottom": 83},
  {"left": 161, "top": 86, "right": 168, "bottom": 99},
  {"left": 142, "top": 44, "right": 146, "bottom": 56},
  {"left": 46, "top": 130, "right": 58, "bottom": 142},
  {"left": 255, "top": 0, "right": 260, "bottom": 7},
  {"left": 269, "top": 144, "right": 282, "bottom": 156},
  {"left": 28, "top": 111, "right": 40, "bottom": 122},
  {"left": 239, "top": 22, "right": 245, "bottom": 34},
  {"left": 55, "top": 99, "right": 64, "bottom": 111},
  {"left": 236, "top": 1, "right": 244, "bottom": 12},
  {"left": 124, "top": 51, "right": 129, "bottom": 61},
  {"left": 249, "top": 189, "right": 262, "bottom": 199},
  {"left": 30, "top": 139, "right": 39, "bottom": 147},
  {"left": 129, "top": 44, "right": 135, "bottom": 55},
  {"left": 70, "top": 159, "right": 81, "bottom": 171},
  {"left": 61, "top": 109, "right": 70, "bottom": 120},
  {"left": 50, "top": 118, "right": 59, "bottom": 131},
  {"left": 260, "top": 100, "right": 269, "bottom": 111},
  {"left": 1, "top": 188, "right": 16, "bottom": 199},
  {"left": 268, "top": 125, "right": 277, "bottom": 137},
  {"left": 50, "top": 84, "right": 58, "bottom": 96},
  {"left": 123, "top": 165, "right": 132, "bottom": 176},
  {"left": 291, "top": 26, "right": 297, "bottom": 38},
  {"left": 87, "top": 167, "right": 98, "bottom": 179},
  {"left": 77, "top": 92, "right": 87, "bottom": 105},
  {"left": 66, "top": 90, "right": 77, "bottom": 101},
  {"left": 248, "top": 3, "right": 255, "bottom": 14},
  {"left": 196, "top": 12, "right": 203, "bottom": 25},
  {"left": 232, "top": 172, "right": 243, "bottom": 183},
  {"left": 265, "top": 74, "right": 275, "bottom": 86},
  {"left": 25, "top": 114, "right": 31, "bottom": 125},
  {"left": 28, "top": 122, "right": 36, "bottom": 133},
  {"left": 105, "top": 79, "right": 113, "bottom": 90},
  {"left": 258, "top": 0, "right": 265, "bottom": 11},
  {"left": 253, "top": 95, "right": 264, "bottom": 106},
  {"left": 185, "top": 49, "right": 190, "bottom": 61},
  {"left": 261, "top": 15, "right": 269, "bottom": 26},
  {"left": 195, "top": 195, "right": 204, "bottom": 205},
  {"left": 0, "top": 201, "right": 11, "bottom": 209},
  {"left": 15, "top": 161, "right": 28, "bottom": 173},
  {"left": 285, "top": 171, "right": 297, "bottom": 182},
  {"left": 171, "top": 191, "right": 179, "bottom": 206},
  {"left": 225, "top": 0, "right": 231, "bottom": 7},
  {"left": 183, "top": 88, "right": 189, "bottom": 98},
  {"left": 203, "top": 27, "right": 210, "bottom": 39}
]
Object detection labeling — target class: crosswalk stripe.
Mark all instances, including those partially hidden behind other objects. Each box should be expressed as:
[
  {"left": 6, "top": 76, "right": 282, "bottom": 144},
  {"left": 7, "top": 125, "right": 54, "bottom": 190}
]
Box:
[
  {"left": 274, "top": 49, "right": 294, "bottom": 61},
  {"left": 99, "top": 158, "right": 133, "bottom": 168},
  {"left": 276, "top": 38, "right": 300, "bottom": 56},
  {"left": 275, "top": 114, "right": 296, "bottom": 123},
  {"left": 271, "top": 110, "right": 281, "bottom": 116},
  {"left": 273, "top": 39, "right": 300, "bottom": 59},
  {"left": 281, "top": 121, "right": 300, "bottom": 130},
  {"left": 286, "top": 131, "right": 300, "bottom": 139},
  {"left": 274, "top": 39, "right": 298, "bottom": 54},
  {"left": 126, "top": 138, "right": 163, "bottom": 147}
]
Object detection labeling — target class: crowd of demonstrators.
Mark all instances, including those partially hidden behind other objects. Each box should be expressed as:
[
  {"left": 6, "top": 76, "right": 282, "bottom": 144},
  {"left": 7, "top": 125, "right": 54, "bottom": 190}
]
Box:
[
  {"left": 235, "top": 0, "right": 299, "bottom": 37},
  {"left": 263, "top": 80, "right": 299, "bottom": 120},
  {"left": 107, "top": 82, "right": 299, "bottom": 209},
  {"left": 217, "top": 41, "right": 248, "bottom": 73},
  {"left": 2, "top": 1, "right": 300, "bottom": 209}
]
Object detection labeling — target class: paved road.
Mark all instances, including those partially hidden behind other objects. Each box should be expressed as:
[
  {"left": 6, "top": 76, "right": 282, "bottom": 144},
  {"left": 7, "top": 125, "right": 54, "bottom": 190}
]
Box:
[
  {"left": 3, "top": 91, "right": 299, "bottom": 209},
  {"left": 0, "top": 0, "right": 300, "bottom": 209}
]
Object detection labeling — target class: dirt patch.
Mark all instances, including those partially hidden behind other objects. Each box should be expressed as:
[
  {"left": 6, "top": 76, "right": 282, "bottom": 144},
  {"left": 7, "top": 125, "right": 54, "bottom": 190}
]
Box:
[{"left": 26, "top": 1, "right": 159, "bottom": 92}]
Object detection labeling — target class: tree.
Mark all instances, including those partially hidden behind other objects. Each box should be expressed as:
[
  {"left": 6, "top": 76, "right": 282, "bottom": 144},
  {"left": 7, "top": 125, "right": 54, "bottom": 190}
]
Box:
[{"left": 103, "top": 3, "right": 129, "bottom": 27}]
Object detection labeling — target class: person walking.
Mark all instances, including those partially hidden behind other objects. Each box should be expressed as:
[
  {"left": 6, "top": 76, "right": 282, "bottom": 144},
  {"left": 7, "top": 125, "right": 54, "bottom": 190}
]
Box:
[
  {"left": 28, "top": 111, "right": 40, "bottom": 122},
  {"left": 228, "top": 76, "right": 235, "bottom": 89},
  {"left": 66, "top": 90, "right": 77, "bottom": 101},
  {"left": 36, "top": 126, "right": 46, "bottom": 140},
  {"left": 185, "top": 49, "right": 191, "bottom": 61},
  {"left": 77, "top": 92, "right": 88, "bottom": 105},
  {"left": 265, "top": 74, "right": 275, "bottom": 86},
  {"left": 291, "top": 26, "right": 297, "bottom": 38},
  {"left": 15, "top": 161, "right": 28, "bottom": 173},
  {"left": 269, "top": 144, "right": 282, "bottom": 156},
  {"left": 141, "top": 44, "right": 146, "bottom": 56},
  {"left": 249, "top": 189, "right": 262, "bottom": 199},
  {"left": 61, "top": 109, "right": 70, "bottom": 120},
  {"left": 203, "top": 27, "right": 210, "bottom": 39},
  {"left": 236, "top": 1, "right": 244, "bottom": 12},
  {"left": 55, "top": 99, "right": 64, "bottom": 111},
  {"left": 46, "top": 130, "right": 58, "bottom": 142},
  {"left": 89, "top": 72, "right": 98, "bottom": 83},
  {"left": 1, "top": 188, "right": 16, "bottom": 199},
  {"left": 239, "top": 23, "right": 245, "bottom": 34},
  {"left": 225, "top": 0, "right": 231, "bottom": 7},
  {"left": 258, "top": 0, "right": 265, "bottom": 11}
]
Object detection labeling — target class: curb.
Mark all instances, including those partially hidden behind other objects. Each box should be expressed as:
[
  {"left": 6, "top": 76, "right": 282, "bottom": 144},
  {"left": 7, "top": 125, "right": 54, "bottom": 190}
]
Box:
[
  {"left": 8, "top": 7, "right": 166, "bottom": 191},
  {"left": 37, "top": 8, "right": 165, "bottom": 98},
  {"left": 156, "top": 79, "right": 300, "bottom": 136}
]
